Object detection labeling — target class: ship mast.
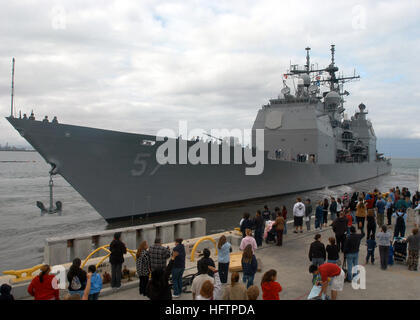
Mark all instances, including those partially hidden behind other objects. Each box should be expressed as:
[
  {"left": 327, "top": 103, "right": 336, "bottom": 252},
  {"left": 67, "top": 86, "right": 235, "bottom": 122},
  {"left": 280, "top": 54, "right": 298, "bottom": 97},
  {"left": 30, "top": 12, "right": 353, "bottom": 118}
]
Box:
[
  {"left": 305, "top": 47, "right": 311, "bottom": 74},
  {"left": 10, "top": 57, "right": 15, "bottom": 118}
]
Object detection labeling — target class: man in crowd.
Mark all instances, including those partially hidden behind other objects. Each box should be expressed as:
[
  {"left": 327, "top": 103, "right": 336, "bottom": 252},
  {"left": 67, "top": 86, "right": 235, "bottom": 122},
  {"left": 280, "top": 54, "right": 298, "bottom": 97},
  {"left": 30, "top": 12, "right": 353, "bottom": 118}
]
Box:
[
  {"left": 332, "top": 211, "right": 348, "bottom": 253},
  {"left": 293, "top": 198, "right": 305, "bottom": 233},
  {"left": 309, "top": 262, "right": 345, "bottom": 300},
  {"left": 376, "top": 194, "right": 386, "bottom": 228},
  {"left": 343, "top": 226, "right": 364, "bottom": 283},
  {"left": 149, "top": 238, "right": 171, "bottom": 272}
]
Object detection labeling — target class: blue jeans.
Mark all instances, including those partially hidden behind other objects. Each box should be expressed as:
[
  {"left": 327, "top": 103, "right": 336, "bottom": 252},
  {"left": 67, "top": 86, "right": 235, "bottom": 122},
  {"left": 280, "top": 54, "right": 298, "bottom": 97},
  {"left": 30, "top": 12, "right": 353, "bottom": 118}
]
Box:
[
  {"left": 366, "top": 249, "right": 375, "bottom": 263},
  {"left": 346, "top": 252, "right": 359, "bottom": 281},
  {"left": 327, "top": 259, "right": 338, "bottom": 264},
  {"left": 88, "top": 292, "right": 99, "bottom": 300},
  {"left": 311, "top": 258, "right": 324, "bottom": 266},
  {"left": 171, "top": 267, "right": 184, "bottom": 296},
  {"left": 254, "top": 228, "right": 263, "bottom": 247},
  {"left": 315, "top": 216, "right": 323, "bottom": 229},
  {"left": 242, "top": 274, "right": 255, "bottom": 288},
  {"left": 69, "top": 290, "right": 85, "bottom": 298},
  {"left": 394, "top": 224, "right": 405, "bottom": 238},
  {"left": 351, "top": 211, "right": 356, "bottom": 224}
]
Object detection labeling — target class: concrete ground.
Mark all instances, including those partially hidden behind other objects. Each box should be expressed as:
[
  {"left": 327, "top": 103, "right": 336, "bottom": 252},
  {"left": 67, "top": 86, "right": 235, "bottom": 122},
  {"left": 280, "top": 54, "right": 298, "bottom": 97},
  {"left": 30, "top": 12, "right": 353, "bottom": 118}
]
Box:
[{"left": 101, "top": 216, "right": 420, "bottom": 300}]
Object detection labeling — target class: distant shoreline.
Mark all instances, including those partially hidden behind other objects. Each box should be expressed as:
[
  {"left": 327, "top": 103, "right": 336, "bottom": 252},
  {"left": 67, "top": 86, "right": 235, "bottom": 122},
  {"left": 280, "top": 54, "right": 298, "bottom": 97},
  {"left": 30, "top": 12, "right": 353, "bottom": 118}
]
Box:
[{"left": 0, "top": 149, "right": 36, "bottom": 152}]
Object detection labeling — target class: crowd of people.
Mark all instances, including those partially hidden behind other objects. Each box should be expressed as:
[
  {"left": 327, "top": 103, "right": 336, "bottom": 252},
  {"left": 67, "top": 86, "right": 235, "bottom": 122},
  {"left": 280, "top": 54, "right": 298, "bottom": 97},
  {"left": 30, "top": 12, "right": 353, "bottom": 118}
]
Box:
[
  {"left": 306, "top": 187, "right": 420, "bottom": 299},
  {"left": 4, "top": 187, "right": 418, "bottom": 302}
]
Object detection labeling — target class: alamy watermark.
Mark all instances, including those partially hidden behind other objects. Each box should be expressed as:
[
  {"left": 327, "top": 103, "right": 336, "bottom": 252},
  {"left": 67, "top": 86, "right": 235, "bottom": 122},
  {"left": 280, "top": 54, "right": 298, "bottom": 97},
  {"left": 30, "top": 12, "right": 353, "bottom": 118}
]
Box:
[{"left": 131, "top": 121, "right": 265, "bottom": 176}]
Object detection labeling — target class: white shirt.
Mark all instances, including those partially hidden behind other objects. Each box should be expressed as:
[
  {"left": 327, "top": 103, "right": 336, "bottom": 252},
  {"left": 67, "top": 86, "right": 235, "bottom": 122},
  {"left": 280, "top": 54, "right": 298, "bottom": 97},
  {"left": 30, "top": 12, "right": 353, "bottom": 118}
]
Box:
[
  {"left": 191, "top": 274, "right": 214, "bottom": 299},
  {"left": 293, "top": 202, "right": 306, "bottom": 217},
  {"left": 195, "top": 272, "right": 222, "bottom": 300}
]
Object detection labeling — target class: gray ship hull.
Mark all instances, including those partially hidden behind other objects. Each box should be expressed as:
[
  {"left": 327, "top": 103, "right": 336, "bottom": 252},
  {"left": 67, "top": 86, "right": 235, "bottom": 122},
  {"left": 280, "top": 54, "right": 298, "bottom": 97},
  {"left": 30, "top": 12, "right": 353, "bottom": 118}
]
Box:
[{"left": 7, "top": 117, "right": 392, "bottom": 222}]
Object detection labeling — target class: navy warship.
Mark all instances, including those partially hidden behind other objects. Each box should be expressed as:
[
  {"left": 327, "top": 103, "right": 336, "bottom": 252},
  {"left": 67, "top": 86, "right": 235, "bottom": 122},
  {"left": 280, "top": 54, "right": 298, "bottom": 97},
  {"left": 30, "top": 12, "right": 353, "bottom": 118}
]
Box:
[{"left": 6, "top": 45, "right": 391, "bottom": 222}]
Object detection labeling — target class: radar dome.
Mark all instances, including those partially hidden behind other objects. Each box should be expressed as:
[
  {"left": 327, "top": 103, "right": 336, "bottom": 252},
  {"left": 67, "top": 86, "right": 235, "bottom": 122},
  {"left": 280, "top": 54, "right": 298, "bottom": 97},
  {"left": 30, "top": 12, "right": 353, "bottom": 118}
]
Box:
[
  {"left": 325, "top": 91, "right": 340, "bottom": 104},
  {"left": 358, "top": 103, "right": 366, "bottom": 111},
  {"left": 300, "top": 74, "right": 311, "bottom": 87}
]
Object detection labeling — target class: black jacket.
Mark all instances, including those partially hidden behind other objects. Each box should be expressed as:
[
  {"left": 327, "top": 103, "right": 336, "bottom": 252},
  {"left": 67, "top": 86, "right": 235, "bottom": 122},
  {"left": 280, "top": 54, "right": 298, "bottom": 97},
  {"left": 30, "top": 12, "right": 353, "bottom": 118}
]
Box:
[
  {"left": 197, "top": 257, "right": 215, "bottom": 277},
  {"left": 332, "top": 217, "right": 348, "bottom": 236},
  {"left": 326, "top": 244, "right": 339, "bottom": 261},
  {"left": 253, "top": 216, "right": 265, "bottom": 232},
  {"left": 343, "top": 233, "right": 365, "bottom": 254},
  {"left": 308, "top": 241, "right": 326, "bottom": 261},
  {"left": 67, "top": 267, "right": 87, "bottom": 291},
  {"left": 146, "top": 259, "right": 174, "bottom": 300},
  {"left": 240, "top": 218, "right": 254, "bottom": 237},
  {"left": 110, "top": 239, "right": 127, "bottom": 265}
]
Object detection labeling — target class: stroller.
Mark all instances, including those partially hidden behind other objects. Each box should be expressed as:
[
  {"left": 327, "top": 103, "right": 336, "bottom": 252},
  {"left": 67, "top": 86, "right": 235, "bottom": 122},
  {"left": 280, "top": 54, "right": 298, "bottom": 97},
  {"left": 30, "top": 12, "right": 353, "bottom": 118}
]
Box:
[
  {"left": 265, "top": 226, "right": 277, "bottom": 244},
  {"left": 393, "top": 237, "right": 407, "bottom": 264},
  {"left": 264, "top": 221, "right": 277, "bottom": 244}
]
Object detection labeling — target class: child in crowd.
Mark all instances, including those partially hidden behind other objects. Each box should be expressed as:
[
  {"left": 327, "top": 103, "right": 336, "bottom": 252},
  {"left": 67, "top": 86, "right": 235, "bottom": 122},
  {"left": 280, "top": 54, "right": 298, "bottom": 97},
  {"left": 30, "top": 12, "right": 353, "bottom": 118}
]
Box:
[
  {"left": 87, "top": 265, "right": 103, "bottom": 300},
  {"left": 366, "top": 235, "right": 377, "bottom": 264},
  {"left": 0, "top": 284, "right": 14, "bottom": 301},
  {"left": 246, "top": 285, "right": 260, "bottom": 300},
  {"left": 261, "top": 269, "right": 282, "bottom": 300}
]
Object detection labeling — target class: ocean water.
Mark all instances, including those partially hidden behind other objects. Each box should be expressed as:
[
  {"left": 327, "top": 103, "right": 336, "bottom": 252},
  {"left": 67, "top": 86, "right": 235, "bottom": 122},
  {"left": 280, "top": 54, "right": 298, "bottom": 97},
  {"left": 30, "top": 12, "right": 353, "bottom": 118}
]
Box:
[{"left": 0, "top": 151, "right": 419, "bottom": 271}]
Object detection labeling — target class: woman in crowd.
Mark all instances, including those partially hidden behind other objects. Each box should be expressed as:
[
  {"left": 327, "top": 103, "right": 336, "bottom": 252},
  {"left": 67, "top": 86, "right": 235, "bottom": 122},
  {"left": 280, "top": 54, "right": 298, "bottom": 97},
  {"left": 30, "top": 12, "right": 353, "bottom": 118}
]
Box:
[
  {"left": 355, "top": 197, "right": 367, "bottom": 234},
  {"left": 67, "top": 258, "right": 87, "bottom": 298},
  {"left": 27, "top": 264, "right": 59, "bottom": 300},
  {"left": 222, "top": 272, "right": 247, "bottom": 300},
  {"left": 146, "top": 250, "right": 177, "bottom": 300},
  {"left": 253, "top": 210, "right": 265, "bottom": 247},
  {"left": 241, "top": 244, "right": 258, "bottom": 289},
  {"left": 406, "top": 228, "right": 419, "bottom": 271},
  {"left": 326, "top": 237, "right": 339, "bottom": 264},
  {"left": 261, "top": 269, "right": 282, "bottom": 300},
  {"left": 376, "top": 225, "right": 392, "bottom": 270},
  {"left": 197, "top": 248, "right": 215, "bottom": 277},
  {"left": 239, "top": 229, "right": 257, "bottom": 254},
  {"left": 385, "top": 196, "right": 394, "bottom": 226},
  {"left": 272, "top": 209, "right": 285, "bottom": 246},
  {"left": 217, "top": 235, "right": 232, "bottom": 284},
  {"left": 136, "top": 240, "right": 151, "bottom": 296},
  {"left": 240, "top": 212, "right": 254, "bottom": 238},
  {"left": 281, "top": 205, "right": 288, "bottom": 235},
  {"left": 308, "top": 234, "right": 326, "bottom": 266},
  {"left": 366, "top": 207, "right": 377, "bottom": 239},
  {"left": 315, "top": 201, "right": 324, "bottom": 230},
  {"left": 322, "top": 198, "right": 329, "bottom": 227}
]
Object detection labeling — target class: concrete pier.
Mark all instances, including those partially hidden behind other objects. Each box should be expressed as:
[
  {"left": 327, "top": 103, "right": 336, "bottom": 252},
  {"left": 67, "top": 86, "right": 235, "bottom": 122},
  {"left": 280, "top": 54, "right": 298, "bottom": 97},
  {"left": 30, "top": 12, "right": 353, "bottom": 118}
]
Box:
[
  {"left": 2, "top": 211, "right": 420, "bottom": 300},
  {"left": 44, "top": 218, "right": 206, "bottom": 266}
]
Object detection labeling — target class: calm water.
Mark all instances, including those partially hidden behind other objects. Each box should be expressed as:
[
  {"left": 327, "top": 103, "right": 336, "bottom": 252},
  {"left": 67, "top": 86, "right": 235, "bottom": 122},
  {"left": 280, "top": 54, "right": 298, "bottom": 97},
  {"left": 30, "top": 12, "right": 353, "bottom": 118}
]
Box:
[{"left": 0, "top": 151, "right": 419, "bottom": 271}]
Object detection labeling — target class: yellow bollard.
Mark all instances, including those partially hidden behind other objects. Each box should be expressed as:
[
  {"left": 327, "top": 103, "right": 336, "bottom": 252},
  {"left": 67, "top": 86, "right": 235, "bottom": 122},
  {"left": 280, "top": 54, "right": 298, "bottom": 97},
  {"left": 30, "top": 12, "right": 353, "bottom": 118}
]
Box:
[{"left": 3, "top": 264, "right": 44, "bottom": 283}]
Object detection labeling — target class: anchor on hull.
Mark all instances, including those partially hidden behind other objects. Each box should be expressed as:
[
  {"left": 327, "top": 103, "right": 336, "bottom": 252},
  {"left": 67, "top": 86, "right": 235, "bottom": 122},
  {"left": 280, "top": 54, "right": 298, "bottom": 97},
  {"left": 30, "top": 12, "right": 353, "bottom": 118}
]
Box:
[{"left": 36, "top": 163, "right": 62, "bottom": 216}]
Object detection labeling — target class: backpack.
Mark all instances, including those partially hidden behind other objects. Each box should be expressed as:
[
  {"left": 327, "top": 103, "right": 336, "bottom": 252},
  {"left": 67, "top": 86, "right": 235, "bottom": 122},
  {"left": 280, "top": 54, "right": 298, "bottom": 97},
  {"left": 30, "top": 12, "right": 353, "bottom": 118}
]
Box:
[
  {"left": 396, "top": 212, "right": 405, "bottom": 227},
  {"left": 70, "top": 275, "right": 82, "bottom": 290}
]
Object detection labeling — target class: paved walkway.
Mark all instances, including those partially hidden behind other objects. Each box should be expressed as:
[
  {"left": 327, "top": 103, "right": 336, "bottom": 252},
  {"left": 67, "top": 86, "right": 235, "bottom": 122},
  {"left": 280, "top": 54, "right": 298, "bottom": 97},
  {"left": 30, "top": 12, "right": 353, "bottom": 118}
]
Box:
[{"left": 101, "top": 217, "right": 420, "bottom": 300}]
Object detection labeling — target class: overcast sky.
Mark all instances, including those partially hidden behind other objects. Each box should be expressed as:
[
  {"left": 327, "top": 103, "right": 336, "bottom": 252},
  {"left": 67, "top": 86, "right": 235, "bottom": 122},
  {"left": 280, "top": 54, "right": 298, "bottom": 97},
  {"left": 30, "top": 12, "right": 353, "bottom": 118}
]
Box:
[{"left": 1, "top": 0, "right": 419, "bottom": 150}]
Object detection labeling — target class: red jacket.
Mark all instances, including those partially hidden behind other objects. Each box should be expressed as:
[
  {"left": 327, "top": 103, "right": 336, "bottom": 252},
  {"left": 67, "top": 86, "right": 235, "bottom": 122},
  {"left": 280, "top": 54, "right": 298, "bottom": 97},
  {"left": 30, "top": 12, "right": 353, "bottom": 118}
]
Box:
[
  {"left": 27, "top": 274, "right": 60, "bottom": 300},
  {"left": 261, "top": 281, "right": 282, "bottom": 300}
]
